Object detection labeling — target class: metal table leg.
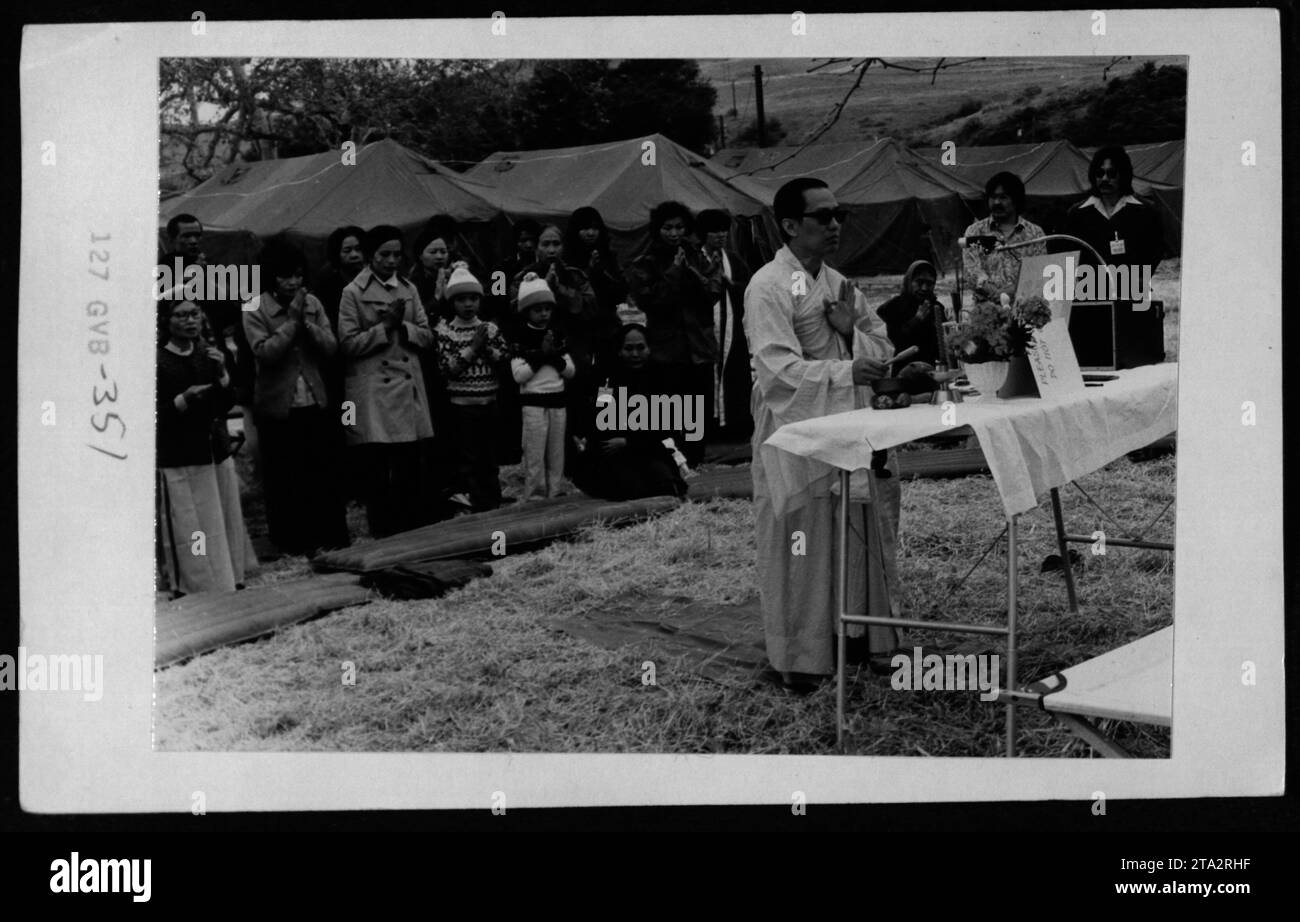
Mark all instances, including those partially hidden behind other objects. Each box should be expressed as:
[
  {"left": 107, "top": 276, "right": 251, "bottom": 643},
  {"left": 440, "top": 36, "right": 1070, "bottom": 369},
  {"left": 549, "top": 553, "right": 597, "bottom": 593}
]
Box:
[
  {"left": 1006, "top": 513, "right": 1019, "bottom": 757},
  {"left": 836, "top": 469, "right": 848, "bottom": 751},
  {"left": 1050, "top": 487, "right": 1079, "bottom": 612}
]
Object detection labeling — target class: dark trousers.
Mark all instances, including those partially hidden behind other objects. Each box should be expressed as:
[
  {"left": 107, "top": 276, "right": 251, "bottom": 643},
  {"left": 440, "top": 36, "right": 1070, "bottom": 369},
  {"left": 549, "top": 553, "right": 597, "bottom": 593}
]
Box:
[
  {"left": 564, "top": 360, "right": 599, "bottom": 477},
  {"left": 682, "top": 362, "right": 715, "bottom": 466},
  {"left": 448, "top": 401, "right": 503, "bottom": 511},
  {"left": 646, "top": 360, "right": 711, "bottom": 467},
  {"left": 420, "top": 354, "right": 456, "bottom": 495},
  {"left": 495, "top": 366, "right": 523, "bottom": 466},
  {"left": 576, "top": 453, "right": 685, "bottom": 501},
  {"left": 354, "top": 440, "right": 434, "bottom": 539},
  {"left": 256, "top": 407, "right": 351, "bottom": 555}
]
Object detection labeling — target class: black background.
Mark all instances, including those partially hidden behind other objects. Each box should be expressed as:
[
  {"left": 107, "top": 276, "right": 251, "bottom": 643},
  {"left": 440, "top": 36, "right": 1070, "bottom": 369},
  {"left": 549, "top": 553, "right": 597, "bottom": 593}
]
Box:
[{"left": 1, "top": 0, "right": 1295, "bottom": 895}]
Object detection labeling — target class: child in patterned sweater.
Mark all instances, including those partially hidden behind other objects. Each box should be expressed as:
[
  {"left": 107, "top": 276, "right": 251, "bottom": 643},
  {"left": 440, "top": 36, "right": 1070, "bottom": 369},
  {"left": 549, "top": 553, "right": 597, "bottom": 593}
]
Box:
[{"left": 432, "top": 262, "right": 509, "bottom": 512}]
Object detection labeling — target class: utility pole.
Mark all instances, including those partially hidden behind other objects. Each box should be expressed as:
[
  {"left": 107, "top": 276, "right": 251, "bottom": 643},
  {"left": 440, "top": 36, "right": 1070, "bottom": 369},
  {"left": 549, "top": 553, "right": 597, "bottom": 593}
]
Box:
[
  {"left": 754, "top": 64, "right": 766, "bottom": 147},
  {"left": 730, "top": 80, "right": 737, "bottom": 115},
  {"left": 717, "top": 114, "right": 726, "bottom": 149}
]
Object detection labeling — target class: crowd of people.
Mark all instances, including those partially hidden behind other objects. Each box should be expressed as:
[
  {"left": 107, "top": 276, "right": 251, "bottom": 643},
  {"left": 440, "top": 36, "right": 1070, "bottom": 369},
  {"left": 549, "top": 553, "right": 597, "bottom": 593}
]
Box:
[
  {"left": 156, "top": 142, "right": 1167, "bottom": 697},
  {"left": 155, "top": 202, "right": 757, "bottom": 597}
]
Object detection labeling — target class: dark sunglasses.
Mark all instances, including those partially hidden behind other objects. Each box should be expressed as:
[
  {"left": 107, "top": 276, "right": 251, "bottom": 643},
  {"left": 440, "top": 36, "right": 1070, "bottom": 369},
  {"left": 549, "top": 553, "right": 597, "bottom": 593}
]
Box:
[
  {"left": 803, "top": 208, "right": 849, "bottom": 226},
  {"left": 1097, "top": 168, "right": 1121, "bottom": 177}
]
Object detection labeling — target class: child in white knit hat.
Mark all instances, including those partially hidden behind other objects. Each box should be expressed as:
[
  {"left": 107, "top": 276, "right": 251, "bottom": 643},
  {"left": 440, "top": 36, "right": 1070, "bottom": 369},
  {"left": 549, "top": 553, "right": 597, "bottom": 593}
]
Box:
[
  {"left": 432, "top": 262, "right": 509, "bottom": 513},
  {"left": 509, "top": 272, "right": 575, "bottom": 501}
]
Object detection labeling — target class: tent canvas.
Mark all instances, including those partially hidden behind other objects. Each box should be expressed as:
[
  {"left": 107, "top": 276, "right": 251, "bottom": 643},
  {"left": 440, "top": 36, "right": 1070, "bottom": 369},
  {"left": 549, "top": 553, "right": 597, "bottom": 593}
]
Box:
[
  {"left": 911, "top": 140, "right": 1094, "bottom": 238},
  {"left": 464, "top": 133, "right": 778, "bottom": 268},
  {"left": 913, "top": 139, "right": 1183, "bottom": 256},
  {"left": 158, "top": 138, "right": 526, "bottom": 272},
  {"left": 713, "top": 139, "right": 982, "bottom": 275}
]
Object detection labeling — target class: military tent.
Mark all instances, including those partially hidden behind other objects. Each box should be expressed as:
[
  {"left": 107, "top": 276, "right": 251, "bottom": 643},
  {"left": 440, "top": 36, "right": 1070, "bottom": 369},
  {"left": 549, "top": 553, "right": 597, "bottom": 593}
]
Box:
[
  {"left": 1110, "top": 140, "right": 1185, "bottom": 187},
  {"left": 912, "top": 139, "right": 1183, "bottom": 257},
  {"left": 910, "top": 140, "right": 1092, "bottom": 236},
  {"left": 713, "top": 138, "right": 982, "bottom": 275},
  {"left": 463, "top": 133, "right": 777, "bottom": 268},
  {"left": 157, "top": 138, "right": 531, "bottom": 274}
]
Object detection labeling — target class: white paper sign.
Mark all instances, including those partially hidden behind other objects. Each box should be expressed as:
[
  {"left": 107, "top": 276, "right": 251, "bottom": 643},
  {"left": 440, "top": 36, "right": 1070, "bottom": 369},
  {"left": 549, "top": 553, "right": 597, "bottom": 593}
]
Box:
[{"left": 1016, "top": 252, "right": 1086, "bottom": 399}]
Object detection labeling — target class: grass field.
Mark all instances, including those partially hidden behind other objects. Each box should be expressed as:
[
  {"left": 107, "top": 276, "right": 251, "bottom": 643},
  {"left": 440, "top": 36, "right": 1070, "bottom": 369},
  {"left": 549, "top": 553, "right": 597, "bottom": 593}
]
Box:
[
  {"left": 157, "top": 272, "right": 1179, "bottom": 756},
  {"left": 156, "top": 455, "right": 1174, "bottom": 756},
  {"left": 700, "top": 56, "right": 1187, "bottom": 148}
]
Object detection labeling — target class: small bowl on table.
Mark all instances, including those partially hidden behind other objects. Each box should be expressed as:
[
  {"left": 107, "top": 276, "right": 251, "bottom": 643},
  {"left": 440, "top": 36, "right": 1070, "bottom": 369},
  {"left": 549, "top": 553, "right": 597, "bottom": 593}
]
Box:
[{"left": 869, "top": 377, "right": 912, "bottom": 409}]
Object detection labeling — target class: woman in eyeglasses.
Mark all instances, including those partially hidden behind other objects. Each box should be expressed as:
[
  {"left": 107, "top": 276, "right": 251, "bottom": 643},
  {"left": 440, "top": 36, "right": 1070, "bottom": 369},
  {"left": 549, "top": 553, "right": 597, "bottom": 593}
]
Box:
[
  {"left": 624, "top": 200, "right": 721, "bottom": 467},
  {"left": 1062, "top": 146, "right": 1165, "bottom": 276},
  {"left": 156, "top": 296, "right": 257, "bottom": 596}
]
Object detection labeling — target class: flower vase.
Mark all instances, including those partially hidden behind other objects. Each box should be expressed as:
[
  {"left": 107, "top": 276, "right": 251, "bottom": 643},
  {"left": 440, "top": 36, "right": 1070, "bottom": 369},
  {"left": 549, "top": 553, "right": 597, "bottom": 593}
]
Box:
[
  {"left": 962, "top": 360, "right": 1010, "bottom": 400},
  {"left": 999, "top": 353, "right": 1040, "bottom": 398}
]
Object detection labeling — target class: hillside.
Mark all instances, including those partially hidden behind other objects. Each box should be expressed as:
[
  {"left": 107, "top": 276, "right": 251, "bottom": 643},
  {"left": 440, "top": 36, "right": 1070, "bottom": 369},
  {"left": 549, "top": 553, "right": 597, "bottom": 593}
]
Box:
[{"left": 700, "top": 56, "right": 1186, "bottom": 149}]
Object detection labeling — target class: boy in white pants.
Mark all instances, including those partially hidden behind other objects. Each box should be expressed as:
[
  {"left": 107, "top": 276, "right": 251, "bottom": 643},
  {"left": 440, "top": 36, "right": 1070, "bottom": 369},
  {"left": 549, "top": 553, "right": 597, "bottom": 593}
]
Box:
[{"left": 510, "top": 273, "right": 575, "bottom": 500}]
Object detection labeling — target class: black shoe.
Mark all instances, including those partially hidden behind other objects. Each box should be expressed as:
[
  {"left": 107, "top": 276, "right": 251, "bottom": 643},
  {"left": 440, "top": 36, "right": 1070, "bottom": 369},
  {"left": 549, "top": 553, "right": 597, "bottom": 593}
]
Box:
[
  {"left": 833, "top": 634, "right": 872, "bottom": 666},
  {"left": 781, "top": 672, "right": 830, "bottom": 695},
  {"left": 1040, "top": 549, "right": 1082, "bottom": 573},
  {"left": 867, "top": 654, "right": 898, "bottom": 676}
]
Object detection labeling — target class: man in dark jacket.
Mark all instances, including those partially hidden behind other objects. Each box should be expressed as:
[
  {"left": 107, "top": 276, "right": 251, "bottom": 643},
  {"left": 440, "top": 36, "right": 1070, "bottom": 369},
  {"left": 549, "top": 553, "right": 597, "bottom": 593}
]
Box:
[
  {"left": 160, "top": 214, "right": 254, "bottom": 406},
  {"left": 697, "top": 209, "right": 754, "bottom": 442},
  {"left": 1061, "top": 145, "right": 1165, "bottom": 277},
  {"left": 159, "top": 214, "right": 258, "bottom": 483},
  {"left": 625, "top": 201, "right": 717, "bottom": 466}
]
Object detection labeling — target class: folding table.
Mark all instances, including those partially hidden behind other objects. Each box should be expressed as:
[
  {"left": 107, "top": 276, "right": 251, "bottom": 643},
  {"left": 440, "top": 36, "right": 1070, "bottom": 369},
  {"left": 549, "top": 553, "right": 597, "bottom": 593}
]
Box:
[
  {"left": 1001, "top": 626, "right": 1172, "bottom": 758},
  {"left": 764, "top": 362, "right": 1178, "bottom": 755}
]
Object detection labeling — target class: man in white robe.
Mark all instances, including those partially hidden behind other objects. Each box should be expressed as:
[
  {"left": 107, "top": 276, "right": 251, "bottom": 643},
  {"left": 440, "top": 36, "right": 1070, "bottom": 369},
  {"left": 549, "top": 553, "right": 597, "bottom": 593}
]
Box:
[{"left": 745, "top": 178, "right": 904, "bottom": 689}]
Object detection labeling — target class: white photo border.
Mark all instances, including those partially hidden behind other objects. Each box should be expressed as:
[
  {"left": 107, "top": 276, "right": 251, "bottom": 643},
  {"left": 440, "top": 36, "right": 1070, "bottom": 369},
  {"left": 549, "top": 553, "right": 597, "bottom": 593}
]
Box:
[{"left": 17, "top": 10, "right": 1283, "bottom": 811}]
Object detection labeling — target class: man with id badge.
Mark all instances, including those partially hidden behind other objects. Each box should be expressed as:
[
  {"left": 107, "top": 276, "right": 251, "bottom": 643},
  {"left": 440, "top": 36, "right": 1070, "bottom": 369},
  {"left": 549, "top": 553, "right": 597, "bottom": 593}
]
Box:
[{"left": 1062, "top": 145, "right": 1165, "bottom": 281}]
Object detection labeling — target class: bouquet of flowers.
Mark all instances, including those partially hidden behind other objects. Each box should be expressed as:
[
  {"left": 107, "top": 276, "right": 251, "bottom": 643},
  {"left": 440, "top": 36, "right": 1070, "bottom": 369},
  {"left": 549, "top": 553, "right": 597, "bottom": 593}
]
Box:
[{"left": 946, "top": 292, "right": 1052, "bottom": 363}]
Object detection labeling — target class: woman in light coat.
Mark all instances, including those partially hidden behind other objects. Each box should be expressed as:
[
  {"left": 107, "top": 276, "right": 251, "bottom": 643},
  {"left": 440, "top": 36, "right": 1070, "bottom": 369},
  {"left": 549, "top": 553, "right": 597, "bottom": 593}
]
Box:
[{"left": 337, "top": 225, "right": 436, "bottom": 537}]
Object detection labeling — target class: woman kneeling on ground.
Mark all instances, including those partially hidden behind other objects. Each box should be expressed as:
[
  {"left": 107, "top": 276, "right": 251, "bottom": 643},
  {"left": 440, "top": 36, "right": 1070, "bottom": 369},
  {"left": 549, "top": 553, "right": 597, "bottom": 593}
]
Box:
[{"left": 572, "top": 319, "right": 689, "bottom": 502}]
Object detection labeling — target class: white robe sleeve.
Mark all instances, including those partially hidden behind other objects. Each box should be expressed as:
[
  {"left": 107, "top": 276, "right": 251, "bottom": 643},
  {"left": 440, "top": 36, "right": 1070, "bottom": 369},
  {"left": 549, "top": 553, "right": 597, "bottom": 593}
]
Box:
[
  {"left": 851, "top": 284, "right": 894, "bottom": 364},
  {"left": 746, "top": 274, "right": 856, "bottom": 431}
]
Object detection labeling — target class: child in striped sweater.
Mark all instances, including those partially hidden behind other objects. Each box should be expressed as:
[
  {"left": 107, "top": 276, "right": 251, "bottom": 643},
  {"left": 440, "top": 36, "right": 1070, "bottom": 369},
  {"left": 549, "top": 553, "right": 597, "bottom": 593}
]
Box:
[
  {"left": 432, "top": 263, "right": 509, "bottom": 512},
  {"left": 510, "top": 273, "right": 575, "bottom": 501}
]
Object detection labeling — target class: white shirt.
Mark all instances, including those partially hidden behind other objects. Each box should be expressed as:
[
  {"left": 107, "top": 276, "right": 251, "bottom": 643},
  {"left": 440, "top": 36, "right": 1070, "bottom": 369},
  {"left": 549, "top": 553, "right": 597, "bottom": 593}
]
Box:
[{"left": 1080, "top": 194, "right": 1144, "bottom": 220}]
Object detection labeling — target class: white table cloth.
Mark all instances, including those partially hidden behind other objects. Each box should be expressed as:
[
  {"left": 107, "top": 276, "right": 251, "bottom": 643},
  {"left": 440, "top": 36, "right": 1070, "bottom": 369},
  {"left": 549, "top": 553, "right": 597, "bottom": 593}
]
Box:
[{"left": 765, "top": 363, "right": 1178, "bottom": 518}]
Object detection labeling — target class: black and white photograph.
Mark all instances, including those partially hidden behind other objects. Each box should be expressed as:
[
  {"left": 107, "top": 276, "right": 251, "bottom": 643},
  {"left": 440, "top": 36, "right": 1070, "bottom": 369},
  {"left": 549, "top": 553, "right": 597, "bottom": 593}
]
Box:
[
  {"left": 152, "top": 52, "right": 1184, "bottom": 758},
  {"left": 15, "top": 11, "right": 1283, "bottom": 812}
]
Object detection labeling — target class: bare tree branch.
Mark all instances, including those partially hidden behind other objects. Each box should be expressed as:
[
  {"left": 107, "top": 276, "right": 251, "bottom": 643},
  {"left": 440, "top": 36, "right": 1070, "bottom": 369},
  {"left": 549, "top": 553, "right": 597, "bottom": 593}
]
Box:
[
  {"left": 1102, "top": 55, "right": 1132, "bottom": 82},
  {"left": 726, "top": 57, "right": 987, "bottom": 178},
  {"left": 805, "top": 57, "right": 855, "bottom": 74}
]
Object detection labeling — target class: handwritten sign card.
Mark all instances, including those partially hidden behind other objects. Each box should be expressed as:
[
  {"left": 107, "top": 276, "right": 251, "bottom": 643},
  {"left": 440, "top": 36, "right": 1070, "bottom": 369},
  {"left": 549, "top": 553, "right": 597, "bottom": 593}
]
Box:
[{"left": 1015, "top": 252, "right": 1086, "bottom": 399}]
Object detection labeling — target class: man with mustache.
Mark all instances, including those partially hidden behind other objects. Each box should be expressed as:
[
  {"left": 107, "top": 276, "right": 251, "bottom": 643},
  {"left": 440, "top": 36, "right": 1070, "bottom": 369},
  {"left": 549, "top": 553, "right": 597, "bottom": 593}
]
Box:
[
  {"left": 961, "top": 172, "right": 1046, "bottom": 304},
  {"left": 744, "top": 177, "right": 905, "bottom": 692},
  {"left": 1061, "top": 145, "right": 1164, "bottom": 278}
]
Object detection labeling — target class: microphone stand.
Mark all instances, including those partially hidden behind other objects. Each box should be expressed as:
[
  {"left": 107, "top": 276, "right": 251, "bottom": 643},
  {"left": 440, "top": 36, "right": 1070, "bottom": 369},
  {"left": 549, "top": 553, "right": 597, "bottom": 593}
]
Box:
[
  {"left": 945, "top": 233, "right": 1109, "bottom": 402},
  {"left": 992, "top": 233, "right": 1108, "bottom": 281},
  {"left": 956, "top": 232, "right": 1108, "bottom": 284},
  {"left": 929, "top": 291, "right": 962, "bottom": 405}
]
